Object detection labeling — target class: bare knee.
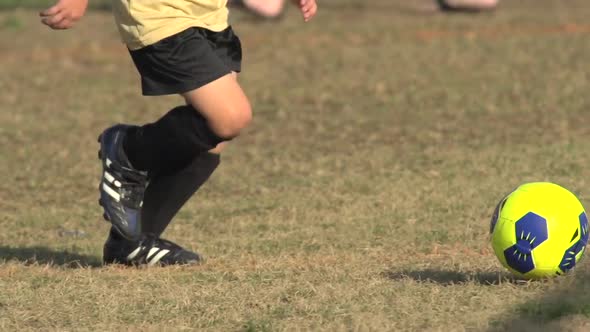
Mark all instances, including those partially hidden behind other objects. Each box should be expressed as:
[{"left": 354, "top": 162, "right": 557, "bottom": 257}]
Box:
[
  {"left": 211, "top": 100, "right": 252, "bottom": 139},
  {"left": 181, "top": 74, "right": 252, "bottom": 140}
]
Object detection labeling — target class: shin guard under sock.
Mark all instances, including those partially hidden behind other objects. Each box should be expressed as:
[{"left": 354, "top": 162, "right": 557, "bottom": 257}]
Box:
[{"left": 141, "top": 152, "right": 221, "bottom": 237}]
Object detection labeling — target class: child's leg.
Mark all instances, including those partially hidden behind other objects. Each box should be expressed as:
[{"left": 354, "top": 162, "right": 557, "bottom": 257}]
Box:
[
  {"left": 136, "top": 74, "right": 250, "bottom": 238},
  {"left": 182, "top": 73, "right": 251, "bottom": 140},
  {"left": 123, "top": 28, "right": 248, "bottom": 176},
  {"left": 141, "top": 152, "right": 221, "bottom": 237},
  {"left": 113, "top": 75, "right": 248, "bottom": 241},
  {"left": 103, "top": 77, "right": 248, "bottom": 264},
  {"left": 137, "top": 72, "right": 247, "bottom": 238},
  {"left": 102, "top": 27, "right": 246, "bottom": 265}
]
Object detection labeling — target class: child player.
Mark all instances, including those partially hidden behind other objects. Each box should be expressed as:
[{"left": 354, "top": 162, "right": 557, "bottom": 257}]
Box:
[{"left": 40, "top": 0, "right": 318, "bottom": 266}]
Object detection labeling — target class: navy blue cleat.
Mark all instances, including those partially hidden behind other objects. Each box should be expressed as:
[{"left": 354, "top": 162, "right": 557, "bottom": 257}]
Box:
[
  {"left": 98, "top": 125, "right": 148, "bottom": 241},
  {"left": 103, "top": 231, "right": 203, "bottom": 266}
]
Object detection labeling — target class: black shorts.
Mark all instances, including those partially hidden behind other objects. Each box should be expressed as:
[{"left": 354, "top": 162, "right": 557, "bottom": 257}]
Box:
[{"left": 129, "top": 26, "right": 242, "bottom": 96}]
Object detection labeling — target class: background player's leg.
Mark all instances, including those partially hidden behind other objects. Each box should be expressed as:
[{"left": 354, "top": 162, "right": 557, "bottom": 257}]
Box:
[
  {"left": 438, "top": 0, "right": 499, "bottom": 12},
  {"left": 231, "top": 0, "right": 286, "bottom": 19}
]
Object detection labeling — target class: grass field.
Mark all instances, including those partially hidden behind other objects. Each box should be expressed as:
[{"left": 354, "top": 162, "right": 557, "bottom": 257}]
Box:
[{"left": 2, "top": 0, "right": 590, "bottom": 330}]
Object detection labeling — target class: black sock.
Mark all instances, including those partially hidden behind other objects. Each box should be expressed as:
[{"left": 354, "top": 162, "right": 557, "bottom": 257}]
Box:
[
  {"left": 141, "top": 152, "right": 221, "bottom": 237},
  {"left": 123, "top": 105, "right": 225, "bottom": 175}
]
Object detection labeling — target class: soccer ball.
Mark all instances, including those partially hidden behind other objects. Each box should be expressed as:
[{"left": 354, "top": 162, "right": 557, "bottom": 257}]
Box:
[{"left": 490, "top": 182, "right": 589, "bottom": 279}]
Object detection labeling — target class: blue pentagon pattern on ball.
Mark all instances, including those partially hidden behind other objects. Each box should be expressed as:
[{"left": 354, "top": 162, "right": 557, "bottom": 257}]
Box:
[
  {"left": 558, "top": 212, "right": 590, "bottom": 273},
  {"left": 503, "top": 212, "right": 549, "bottom": 274}
]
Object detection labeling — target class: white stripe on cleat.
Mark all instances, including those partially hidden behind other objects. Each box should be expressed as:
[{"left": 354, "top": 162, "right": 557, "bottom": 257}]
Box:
[
  {"left": 148, "top": 249, "right": 170, "bottom": 266},
  {"left": 102, "top": 183, "right": 121, "bottom": 202}
]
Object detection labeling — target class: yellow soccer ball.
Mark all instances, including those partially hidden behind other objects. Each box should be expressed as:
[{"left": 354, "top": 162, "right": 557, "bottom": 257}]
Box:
[{"left": 490, "top": 182, "right": 589, "bottom": 279}]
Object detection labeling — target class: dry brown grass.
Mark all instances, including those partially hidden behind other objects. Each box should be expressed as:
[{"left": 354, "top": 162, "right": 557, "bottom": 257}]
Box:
[{"left": 2, "top": 0, "right": 590, "bottom": 330}]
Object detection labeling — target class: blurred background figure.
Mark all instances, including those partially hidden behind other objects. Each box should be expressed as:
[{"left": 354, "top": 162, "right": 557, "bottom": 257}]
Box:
[
  {"left": 231, "top": 0, "right": 499, "bottom": 19},
  {"left": 230, "top": 0, "right": 286, "bottom": 20},
  {"left": 437, "top": 0, "right": 499, "bottom": 12}
]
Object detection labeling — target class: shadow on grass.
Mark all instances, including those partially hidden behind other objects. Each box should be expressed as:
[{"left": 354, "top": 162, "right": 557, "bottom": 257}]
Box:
[
  {"left": 383, "top": 268, "right": 523, "bottom": 286},
  {"left": 0, "top": 246, "right": 102, "bottom": 268},
  {"left": 488, "top": 266, "right": 590, "bottom": 331}
]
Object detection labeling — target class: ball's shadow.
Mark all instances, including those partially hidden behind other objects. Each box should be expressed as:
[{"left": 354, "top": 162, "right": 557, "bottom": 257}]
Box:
[
  {"left": 0, "top": 246, "right": 102, "bottom": 268},
  {"left": 383, "top": 268, "right": 524, "bottom": 286}
]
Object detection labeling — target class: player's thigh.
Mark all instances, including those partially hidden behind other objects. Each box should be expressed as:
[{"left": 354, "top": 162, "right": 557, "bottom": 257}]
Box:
[
  {"left": 183, "top": 72, "right": 239, "bottom": 105},
  {"left": 182, "top": 73, "right": 251, "bottom": 139}
]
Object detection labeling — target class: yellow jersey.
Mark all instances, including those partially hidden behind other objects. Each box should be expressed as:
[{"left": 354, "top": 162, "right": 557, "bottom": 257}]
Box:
[{"left": 112, "top": 0, "right": 229, "bottom": 50}]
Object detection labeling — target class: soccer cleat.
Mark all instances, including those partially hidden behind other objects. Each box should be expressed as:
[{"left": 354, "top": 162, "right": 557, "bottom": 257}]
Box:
[
  {"left": 103, "top": 231, "right": 203, "bottom": 266},
  {"left": 98, "top": 125, "right": 148, "bottom": 241}
]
